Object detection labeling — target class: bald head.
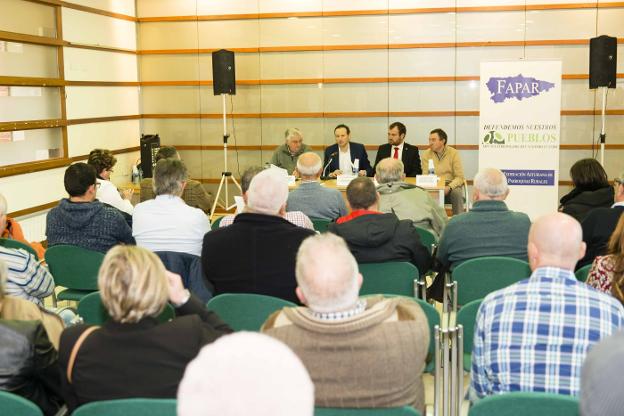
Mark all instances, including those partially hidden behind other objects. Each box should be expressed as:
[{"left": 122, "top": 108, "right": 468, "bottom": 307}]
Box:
[
  {"left": 296, "top": 152, "right": 322, "bottom": 179},
  {"left": 295, "top": 233, "right": 361, "bottom": 313},
  {"left": 528, "top": 213, "right": 586, "bottom": 271},
  {"left": 473, "top": 168, "right": 509, "bottom": 201},
  {"left": 375, "top": 158, "right": 404, "bottom": 184},
  {"left": 246, "top": 169, "right": 289, "bottom": 216}
]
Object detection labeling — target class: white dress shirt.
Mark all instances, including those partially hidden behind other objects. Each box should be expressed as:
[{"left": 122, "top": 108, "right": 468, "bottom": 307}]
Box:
[
  {"left": 338, "top": 144, "right": 352, "bottom": 174},
  {"left": 391, "top": 141, "right": 405, "bottom": 161},
  {"left": 97, "top": 178, "right": 133, "bottom": 215},
  {"left": 132, "top": 195, "right": 210, "bottom": 257}
]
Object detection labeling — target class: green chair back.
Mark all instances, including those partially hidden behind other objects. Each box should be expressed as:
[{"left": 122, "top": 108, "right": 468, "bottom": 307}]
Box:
[
  {"left": 414, "top": 298, "right": 440, "bottom": 374},
  {"left": 414, "top": 227, "right": 437, "bottom": 255},
  {"left": 315, "top": 406, "right": 420, "bottom": 416},
  {"left": 310, "top": 218, "right": 331, "bottom": 233},
  {"left": 452, "top": 257, "right": 531, "bottom": 305},
  {"left": 456, "top": 298, "right": 483, "bottom": 371},
  {"left": 207, "top": 293, "right": 296, "bottom": 331},
  {"left": 0, "top": 238, "right": 39, "bottom": 260},
  {"left": 211, "top": 216, "right": 224, "bottom": 230},
  {"left": 45, "top": 245, "right": 105, "bottom": 302},
  {"left": 72, "top": 398, "right": 176, "bottom": 416},
  {"left": 78, "top": 291, "right": 175, "bottom": 325},
  {"left": 575, "top": 264, "right": 592, "bottom": 282},
  {"left": 0, "top": 391, "right": 43, "bottom": 416},
  {"left": 467, "top": 392, "right": 579, "bottom": 416},
  {"left": 358, "top": 262, "right": 418, "bottom": 297}
]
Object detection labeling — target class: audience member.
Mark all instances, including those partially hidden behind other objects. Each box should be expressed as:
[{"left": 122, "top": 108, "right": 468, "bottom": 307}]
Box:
[
  {"left": 578, "top": 172, "right": 624, "bottom": 268},
  {"left": 58, "top": 246, "right": 231, "bottom": 412},
  {"left": 287, "top": 152, "right": 347, "bottom": 220},
  {"left": 262, "top": 233, "right": 429, "bottom": 413},
  {"left": 46, "top": 163, "right": 134, "bottom": 253},
  {"left": 133, "top": 159, "right": 210, "bottom": 257},
  {"left": 373, "top": 121, "right": 422, "bottom": 177},
  {"left": 581, "top": 330, "right": 624, "bottom": 416},
  {"left": 140, "top": 146, "right": 213, "bottom": 213},
  {"left": 87, "top": 149, "right": 134, "bottom": 216},
  {"left": 178, "top": 332, "right": 314, "bottom": 416},
  {"left": 586, "top": 214, "right": 624, "bottom": 303},
  {"left": 376, "top": 157, "right": 448, "bottom": 237},
  {"left": 470, "top": 213, "right": 624, "bottom": 400},
  {"left": 202, "top": 169, "right": 316, "bottom": 303},
  {"left": 0, "top": 260, "right": 63, "bottom": 416},
  {"left": 420, "top": 128, "right": 465, "bottom": 215},
  {"left": 323, "top": 124, "right": 372, "bottom": 177},
  {"left": 0, "top": 193, "right": 45, "bottom": 259},
  {"left": 219, "top": 166, "right": 314, "bottom": 230},
  {"left": 559, "top": 158, "right": 613, "bottom": 223},
  {"left": 328, "top": 177, "right": 430, "bottom": 274},
  {"left": 270, "top": 128, "right": 310, "bottom": 176}
]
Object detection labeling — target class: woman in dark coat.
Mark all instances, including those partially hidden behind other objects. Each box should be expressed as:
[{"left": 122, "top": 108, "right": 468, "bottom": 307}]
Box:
[{"left": 560, "top": 158, "right": 614, "bottom": 223}]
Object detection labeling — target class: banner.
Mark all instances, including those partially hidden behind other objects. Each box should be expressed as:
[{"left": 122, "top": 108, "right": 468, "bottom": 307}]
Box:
[{"left": 479, "top": 60, "right": 562, "bottom": 219}]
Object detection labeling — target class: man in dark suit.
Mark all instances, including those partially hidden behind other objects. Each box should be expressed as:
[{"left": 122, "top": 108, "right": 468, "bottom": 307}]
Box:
[
  {"left": 323, "top": 124, "right": 372, "bottom": 178},
  {"left": 202, "top": 169, "right": 315, "bottom": 304},
  {"left": 373, "top": 122, "right": 421, "bottom": 177}
]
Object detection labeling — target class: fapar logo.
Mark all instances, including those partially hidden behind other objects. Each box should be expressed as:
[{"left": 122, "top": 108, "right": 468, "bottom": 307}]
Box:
[
  {"left": 483, "top": 130, "right": 504, "bottom": 144},
  {"left": 486, "top": 74, "right": 555, "bottom": 103}
]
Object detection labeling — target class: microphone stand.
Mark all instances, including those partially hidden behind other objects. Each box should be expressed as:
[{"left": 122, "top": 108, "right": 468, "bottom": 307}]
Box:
[{"left": 321, "top": 153, "right": 337, "bottom": 180}]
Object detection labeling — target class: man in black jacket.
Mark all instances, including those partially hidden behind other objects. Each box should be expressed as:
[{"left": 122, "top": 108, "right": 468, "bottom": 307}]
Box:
[
  {"left": 373, "top": 122, "right": 422, "bottom": 177},
  {"left": 202, "top": 169, "right": 316, "bottom": 304},
  {"left": 328, "top": 177, "right": 430, "bottom": 275}
]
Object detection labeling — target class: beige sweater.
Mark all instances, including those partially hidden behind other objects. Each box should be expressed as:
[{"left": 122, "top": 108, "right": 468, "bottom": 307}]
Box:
[
  {"left": 262, "top": 296, "right": 429, "bottom": 413},
  {"left": 420, "top": 145, "right": 465, "bottom": 191},
  {"left": 0, "top": 296, "right": 64, "bottom": 349}
]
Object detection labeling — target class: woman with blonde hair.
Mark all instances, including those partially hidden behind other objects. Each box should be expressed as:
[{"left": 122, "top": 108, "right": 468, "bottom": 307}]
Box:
[
  {"left": 58, "top": 246, "right": 231, "bottom": 412},
  {"left": 587, "top": 214, "right": 624, "bottom": 304}
]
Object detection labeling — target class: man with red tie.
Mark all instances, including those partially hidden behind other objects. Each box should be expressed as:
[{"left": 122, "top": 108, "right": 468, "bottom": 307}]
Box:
[{"left": 372, "top": 122, "right": 422, "bottom": 177}]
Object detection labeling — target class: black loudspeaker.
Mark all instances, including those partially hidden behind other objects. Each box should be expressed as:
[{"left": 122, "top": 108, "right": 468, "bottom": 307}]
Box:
[
  {"left": 589, "top": 35, "right": 617, "bottom": 89},
  {"left": 212, "top": 49, "right": 236, "bottom": 95},
  {"left": 140, "top": 134, "right": 160, "bottom": 178}
]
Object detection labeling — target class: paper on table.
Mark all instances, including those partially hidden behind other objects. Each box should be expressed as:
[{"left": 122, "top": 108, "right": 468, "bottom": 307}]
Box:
[{"left": 416, "top": 174, "right": 438, "bottom": 188}]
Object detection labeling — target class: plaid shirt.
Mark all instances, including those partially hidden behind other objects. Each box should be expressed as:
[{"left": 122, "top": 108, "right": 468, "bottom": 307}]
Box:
[
  {"left": 470, "top": 266, "right": 624, "bottom": 401},
  {"left": 0, "top": 246, "right": 54, "bottom": 306},
  {"left": 219, "top": 211, "right": 314, "bottom": 230}
]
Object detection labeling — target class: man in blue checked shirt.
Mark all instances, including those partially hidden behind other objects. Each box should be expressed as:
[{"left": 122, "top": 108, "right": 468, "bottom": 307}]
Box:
[{"left": 470, "top": 212, "right": 624, "bottom": 401}]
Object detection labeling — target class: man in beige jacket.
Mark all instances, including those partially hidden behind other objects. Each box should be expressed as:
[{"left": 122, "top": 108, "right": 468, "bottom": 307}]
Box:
[{"left": 262, "top": 233, "right": 429, "bottom": 414}]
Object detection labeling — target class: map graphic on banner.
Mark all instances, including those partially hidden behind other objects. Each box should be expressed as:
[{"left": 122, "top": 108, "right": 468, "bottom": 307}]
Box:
[{"left": 479, "top": 61, "right": 562, "bottom": 219}]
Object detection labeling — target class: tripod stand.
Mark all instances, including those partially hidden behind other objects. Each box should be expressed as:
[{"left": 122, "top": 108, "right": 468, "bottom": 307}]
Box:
[{"left": 210, "top": 94, "right": 241, "bottom": 221}]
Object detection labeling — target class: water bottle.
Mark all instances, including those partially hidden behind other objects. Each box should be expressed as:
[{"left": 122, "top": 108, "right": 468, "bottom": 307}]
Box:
[
  {"left": 428, "top": 159, "right": 435, "bottom": 175},
  {"left": 352, "top": 159, "right": 359, "bottom": 176}
]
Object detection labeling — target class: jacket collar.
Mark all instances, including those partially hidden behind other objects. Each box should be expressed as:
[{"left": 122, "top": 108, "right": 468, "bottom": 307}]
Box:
[
  {"left": 233, "top": 212, "right": 293, "bottom": 225},
  {"left": 103, "top": 316, "right": 159, "bottom": 332},
  {"left": 470, "top": 200, "right": 509, "bottom": 212}
]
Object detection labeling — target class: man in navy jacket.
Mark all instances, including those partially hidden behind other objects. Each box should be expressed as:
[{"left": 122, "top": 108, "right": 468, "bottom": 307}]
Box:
[
  {"left": 323, "top": 124, "right": 372, "bottom": 178},
  {"left": 373, "top": 122, "right": 422, "bottom": 177}
]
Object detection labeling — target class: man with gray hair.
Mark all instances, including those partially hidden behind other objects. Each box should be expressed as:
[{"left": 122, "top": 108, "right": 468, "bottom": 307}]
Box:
[
  {"left": 287, "top": 152, "right": 347, "bottom": 220},
  {"left": 270, "top": 128, "right": 310, "bottom": 175},
  {"left": 133, "top": 158, "right": 210, "bottom": 257},
  {"left": 262, "top": 233, "right": 429, "bottom": 413},
  {"left": 376, "top": 157, "right": 448, "bottom": 237},
  {"left": 202, "top": 168, "right": 315, "bottom": 304}
]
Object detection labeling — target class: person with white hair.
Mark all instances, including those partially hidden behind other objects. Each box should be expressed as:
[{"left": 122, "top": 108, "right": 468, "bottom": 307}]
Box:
[
  {"left": 262, "top": 233, "right": 429, "bottom": 414},
  {"left": 178, "top": 332, "right": 314, "bottom": 416},
  {"left": 376, "top": 157, "right": 448, "bottom": 237},
  {"left": 270, "top": 128, "right": 310, "bottom": 175},
  {"left": 470, "top": 213, "right": 624, "bottom": 401},
  {"left": 202, "top": 168, "right": 316, "bottom": 304},
  {"left": 286, "top": 152, "right": 347, "bottom": 220}
]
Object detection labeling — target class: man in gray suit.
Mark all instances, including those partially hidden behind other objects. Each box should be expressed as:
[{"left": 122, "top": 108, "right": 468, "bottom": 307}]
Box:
[{"left": 287, "top": 152, "right": 348, "bottom": 220}]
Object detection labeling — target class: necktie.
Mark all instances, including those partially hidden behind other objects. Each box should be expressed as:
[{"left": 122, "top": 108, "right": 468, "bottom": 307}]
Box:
[{"left": 393, "top": 147, "right": 399, "bottom": 159}]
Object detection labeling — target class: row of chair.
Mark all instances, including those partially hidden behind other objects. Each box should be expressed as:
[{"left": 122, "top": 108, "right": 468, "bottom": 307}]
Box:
[{"left": 0, "top": 389, "right": 580, "bottom": 416}]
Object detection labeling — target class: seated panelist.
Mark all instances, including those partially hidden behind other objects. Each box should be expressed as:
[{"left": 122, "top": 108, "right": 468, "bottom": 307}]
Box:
[
  {"left": 323, "top": 124, "right": 372, "bottom": 178},
  {"left": 373, "top": 122, "right": 422, "bottom": 177}
]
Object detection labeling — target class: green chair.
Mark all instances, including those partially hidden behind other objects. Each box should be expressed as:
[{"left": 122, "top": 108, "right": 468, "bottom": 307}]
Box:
[
  {"left": 211, "top": 216, "right": 225, "bottom": 230},
  {"left": 310, "top": 218, "right": 331, "bottom": 233},
  {"left": 206, "top": 293, "right": 296, "bottom": 331},
  {"left": 72, "top": 398, "right": 176, "bottom": 416},
  {"left": 467, "top": 392, "right": 579, "bottom": 416},
  {"left": 414, "top": 227, "right": 437, "bottom": 255},
  {"left": 0, "top": 237, "right": 39, "bottom": 260},
  {"left": 358, "top": 262, "right": 419, "bottom": 297},
  {"left": 316, "top": 407, "right": 420, "bottom": 416},
  {"left": 452, "top": 257, "right": 531, "bottom": 305},
  {"left": 0, "top": 391, "right": 43, "bottom": 416},
  {"left": 78, "top": 291, "right": 175, "bottom": 325},
  {"left": 575, "top": 264, "right": 592, "bottom": 282},
  {"left": 45, "top": 245, "right": 105, "bottom": 302},
  {"left": 415, "top": 297, "right": 440, "bottom": 374},
  {"left": 456, "top": 298, "right": 483, "bottom": 372}
]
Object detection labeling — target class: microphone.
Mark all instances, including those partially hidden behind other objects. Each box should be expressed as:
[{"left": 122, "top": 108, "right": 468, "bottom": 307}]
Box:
[{"left": 322, "top": 152, "right": 338, "bottom": 180}]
